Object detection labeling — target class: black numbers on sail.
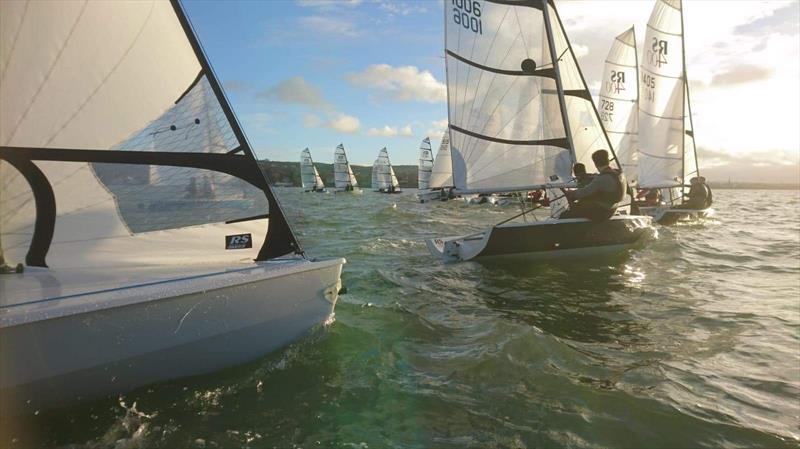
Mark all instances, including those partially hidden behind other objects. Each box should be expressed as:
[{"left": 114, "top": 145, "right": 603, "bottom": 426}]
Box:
[
  {"left": 453, "top": 0, "right": 482, "bottom": 35},
  {"left": 599, "top": 100, "right": 614, "bottom": 122},
  {"left": 641, "top": 73, "right": 656, "bottom": 103}
]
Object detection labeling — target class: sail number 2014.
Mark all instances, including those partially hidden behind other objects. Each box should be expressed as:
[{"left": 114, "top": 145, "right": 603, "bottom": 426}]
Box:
[{"left": 453, "top": 0, "right": 482, "bottom": 35}]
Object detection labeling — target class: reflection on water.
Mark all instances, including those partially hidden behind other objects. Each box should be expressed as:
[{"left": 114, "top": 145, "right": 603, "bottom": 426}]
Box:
[{"left": 6, "top": 189, "right": 799, "bottom": 449}]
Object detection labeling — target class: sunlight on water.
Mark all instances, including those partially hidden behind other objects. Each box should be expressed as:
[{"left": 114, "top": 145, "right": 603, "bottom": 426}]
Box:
[{"left": 5, "top": 189, "right": 799, "bottom": 449}]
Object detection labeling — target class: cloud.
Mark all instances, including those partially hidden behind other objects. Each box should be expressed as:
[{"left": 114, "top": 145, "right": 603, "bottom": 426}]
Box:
[
  {"left": 711, "top": 64, "right": 773, "bottom": 86},
  {"left": 297, "top": 16, "right": 360, "bottom": 38},
  {"left": 297, "top": 0, "right": 362, "bottom": 8},
  {"left": 366, "top": 124, "right": 414, "bottom": 137},
  {"left": 426, "top": 118, "right": 448, "bottom": 137},
  {"left": 572, "top": 44, "right": 589, "bottom": 59},
  {"left": 734, "top": 3, "right": 800, "bottom": 37},
  {"left": 698, "top": 148, "right": 800, "bottom": 184},
  {"left": 256, "top": 77, "right": 329, "bottom": 108},
  {"left": 305, "top": 113, "right": 360, "bottom": 133},
  {"left": 378, "top": 1, "right": 429, "bottom": 16},
  {"left": 347, "top": 64, "right": 447, "bottom": 103},
  {"left": 223, "top": 79, "right": 252, "bottom": 93}
]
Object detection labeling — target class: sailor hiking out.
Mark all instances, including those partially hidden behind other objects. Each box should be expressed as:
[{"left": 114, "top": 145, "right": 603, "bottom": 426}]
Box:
[{"left": 561, "top": 150, "right": 626, "bottom": 222}]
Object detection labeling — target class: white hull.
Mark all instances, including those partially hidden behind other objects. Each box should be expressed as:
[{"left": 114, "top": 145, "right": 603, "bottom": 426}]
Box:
[
  {"left": 0, "top": 258, "right": 344, "bottom": 414},
  {"left": 427, "top": 216, "right": 653, "bottom": 263}
]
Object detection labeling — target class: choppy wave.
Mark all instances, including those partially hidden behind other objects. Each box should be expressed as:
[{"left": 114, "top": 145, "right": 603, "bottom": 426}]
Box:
[{"left": 8, "top": 189, "right": 799, "bottom": 449}]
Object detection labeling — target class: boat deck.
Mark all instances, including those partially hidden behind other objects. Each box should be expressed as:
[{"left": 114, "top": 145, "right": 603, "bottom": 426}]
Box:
[{"left": 0, "top": 258, "right": 343, "bottom": 328}]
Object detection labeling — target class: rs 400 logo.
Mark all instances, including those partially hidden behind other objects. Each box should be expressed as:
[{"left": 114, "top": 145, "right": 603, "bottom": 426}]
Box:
[{"left": 225, "top": 233, "right": 252, "bottom": 250}]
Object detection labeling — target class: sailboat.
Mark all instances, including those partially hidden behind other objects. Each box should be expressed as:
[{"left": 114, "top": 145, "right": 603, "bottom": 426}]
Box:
[
  {"left": 0, "top": 0, "right": 345, "bottom": 414},
  {"left": 418, "top": 132, "right": 455, "bottom": 202},
  {"left": 300, "top": 148, "right": 326, "bottom": 192},
  {"left": 371, "top": 147, "right": 401, "bottom": 194},
  {"left": 600, "top": 27, "right": 639, "bottom": 185},
  {"left": 417, "top": 137, "right": 434, "bottom": 191},
  {"left": 427, "top": 0, "right": 652, "bottom": 263},
  {"left": 333, "top": 143, "right": 361, "bottom": 193},
  {"left": 637, "top": 0, "right": 712, "bottom": 224}
]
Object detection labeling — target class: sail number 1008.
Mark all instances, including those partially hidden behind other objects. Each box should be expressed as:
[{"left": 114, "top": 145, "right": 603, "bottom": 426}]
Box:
[{"left": 453, "top": 0, "right": 482, "bottom": 35}]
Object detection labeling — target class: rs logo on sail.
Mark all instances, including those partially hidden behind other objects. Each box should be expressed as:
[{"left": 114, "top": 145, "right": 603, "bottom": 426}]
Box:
[
  {"left": 225, "top": 233, "right": 253, "bottom": 250},
  {"left": 648, "top": 37, "right": 668, "bottom": 67},
  {"left": 606, "top": 70, "right": 626, "bottom": 94}
]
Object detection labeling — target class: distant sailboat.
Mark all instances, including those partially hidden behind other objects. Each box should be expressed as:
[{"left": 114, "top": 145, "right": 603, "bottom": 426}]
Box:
[
  {"left": 0, "top": 0, "right": 345, "bottom": 413},
  {"left": 637, "top": 0, "right": 712, "bottom": 224},
  {"left": 333, "top": 143, "right": 361, "bottom": 193},
  {"left": 418, "top": 132, "right": 455, "bottom": 203},
  {"left": 372, "top": 147, "right": 401, "bottom": 193},
  {"left": 600, "top": 27, "right": 639, "bottom": 184},
  {"left": 418, "top": 137, "right": 434, "bottom": 190},
  {"left": 427, "top": 0, "right": 651, "bottom": 262},
  {"left": 300, "top": 148, "right": 326, "bottom": 192}
]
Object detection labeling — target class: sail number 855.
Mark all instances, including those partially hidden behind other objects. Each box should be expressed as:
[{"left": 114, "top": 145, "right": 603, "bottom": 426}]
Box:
[{"left": 453, "top": 0, "right": 482, "bottom": 35}]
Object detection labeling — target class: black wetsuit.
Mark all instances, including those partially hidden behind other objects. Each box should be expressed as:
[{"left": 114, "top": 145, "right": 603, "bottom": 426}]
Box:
[{"left": 682, "top": 183, "right": 708, "bottom": 209}]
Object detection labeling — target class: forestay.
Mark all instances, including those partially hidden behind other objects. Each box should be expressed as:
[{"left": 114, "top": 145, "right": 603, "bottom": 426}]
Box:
[
  {"left": 428, "top": 131, "right": 453, "bottom": 189},
  {"left": 418, "top": 137, "right": 434, "bottom": 190},
  {"left": 300, "top": 148, "right": 324, "bottom": 190},
  {"left": 333, "top": 143, "right": 358, "bottom": 190},
  {"left": 638, "top": 0, "right": 698, "bottom": 196},
  {"left": 445, "top": 0, "right": 616, "bottom": 194},
  {"left": 600, "top": 27, "right": 639, "bottom": 183},
  {"left": 0, "top": 0, "right": 299, "bottom": 269}
]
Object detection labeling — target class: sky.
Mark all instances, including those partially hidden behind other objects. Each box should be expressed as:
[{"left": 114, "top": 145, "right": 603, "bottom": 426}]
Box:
[{"left": 183, "top": 0, "right": 800, "bottom": 183}]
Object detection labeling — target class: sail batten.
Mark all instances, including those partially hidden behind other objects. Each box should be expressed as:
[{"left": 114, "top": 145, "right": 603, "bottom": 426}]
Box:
[
  {"left": 300, "top": 148, "right": 324, "bottom": 191},
  {"left": 333, "top": 143, "right": 358, "bottom": 190}
]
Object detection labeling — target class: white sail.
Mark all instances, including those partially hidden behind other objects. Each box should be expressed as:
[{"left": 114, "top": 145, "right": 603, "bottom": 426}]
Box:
[
  {"left": 429, "top": 131, "right": 452, "bottom": 189},
  {"left": 0, "top": 0, "right": 300, "bottom": 267},
  {"left": 639, "top": 0, "right": 697, "bottom": 196},
  {"left": 313, "top": 165, "right": 325, "bottom": 190},
  {"left": 372, "top": 147, "right": 399, "bottom": 191},
  {"left": 444, "top": 0, "right": 615, "bottom": 194},
  {"left": 600, "top": 27, "right": 639, "bottom": 183},
  {"left": 333, "top": 143, "right": 358, "bottom": 190},
  {"left": 300, "top": 148, "right": 324, "bottom": 190},
  {"left": 418, "top": 137, "right": 434, "bottom": 190}
]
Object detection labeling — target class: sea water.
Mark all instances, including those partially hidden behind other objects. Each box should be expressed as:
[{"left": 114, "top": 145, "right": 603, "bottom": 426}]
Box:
[{"left": 6, "top": 189, "right": 799, "bottom": 449}]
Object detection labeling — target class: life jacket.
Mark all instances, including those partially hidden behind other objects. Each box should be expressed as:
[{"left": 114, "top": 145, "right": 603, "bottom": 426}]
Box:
[{"left": 590, "top": 169, "right": 625, "bottom": 210}]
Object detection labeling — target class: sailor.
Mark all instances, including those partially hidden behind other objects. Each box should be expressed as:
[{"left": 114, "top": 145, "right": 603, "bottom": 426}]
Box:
[
  {"left": 699, "top": 176, "right": 713, "bottom": 207},
  {"left": 572, "top": 163, "right": 595, "bottom": 188},
  {"left": 681, "top": 177, "right": 708, "bottom": 209},
  {"left": 560, "top": 150, "right": 626, "bottom": 221}
]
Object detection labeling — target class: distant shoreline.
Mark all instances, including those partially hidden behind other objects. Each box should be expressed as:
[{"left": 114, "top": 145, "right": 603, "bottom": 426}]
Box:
[{"left": 259, "top": 160, "right": 799, "bottom": 190}]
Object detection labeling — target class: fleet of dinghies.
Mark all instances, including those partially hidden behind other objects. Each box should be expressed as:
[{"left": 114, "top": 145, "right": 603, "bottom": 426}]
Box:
[
  {"left": 0, "top": 0, "right": 345, "bottom": 414},
  {"left": 0, "top": 0, "right": 720, "bottom": 415}
]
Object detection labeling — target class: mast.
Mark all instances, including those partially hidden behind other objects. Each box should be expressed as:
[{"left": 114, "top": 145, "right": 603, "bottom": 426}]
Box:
[
  {"left": 681, "top": 1, "right": 700, "bottom": 181},
  {"left": 679, "top": 0, "right": 687, "bottom": 198},
  {"left": 549, "top": 2, "right": 622, "bottom": 172},
  {"left": 170, "top": 0, "right": 302, "bottom": 260},
  {"left": 541, "top": 0, "right": 576, "bottom": 167}
]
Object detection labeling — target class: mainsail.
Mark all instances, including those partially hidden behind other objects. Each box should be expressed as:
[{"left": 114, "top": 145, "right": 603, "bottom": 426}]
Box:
[
  {"left": 300, "top": 148, "right": 324, "bottom": 191},
  {"left": 372, "top": 147, "right": 400, "bottom": 191},
  {"left": 0, "top": 0, "right": 299, "bottom": 267},
  {"left": 428, "top": 131, "right": 453, "bottom": 189},
  {"left": 333, "top": 143, "right": 358, "bottom": 190},
  {"left": 418, "top": 137, "right": 434, "bottom": 190},
  {"left": 600, "top": 27, "right": 639, "bottom": 183},
  {"left": 638, "top": 0, "right": 699, "bottom": 200},
  {"left": 444, "top": 0, "right": 618, "bottom": 194}
]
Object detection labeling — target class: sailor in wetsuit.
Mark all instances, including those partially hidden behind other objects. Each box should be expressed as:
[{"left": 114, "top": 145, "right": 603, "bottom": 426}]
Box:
[
  {"left": 560, "top": 150, "right": 626, "bottom": 222},
  {"left": 681, "top": 177, "right": 708, "bottom": 209},
  {"left": 572, "top": 163, "right": 595, "bottom": 188},
  {"left": 699, "top": 176, "right": 713, "bottom": 207}
]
